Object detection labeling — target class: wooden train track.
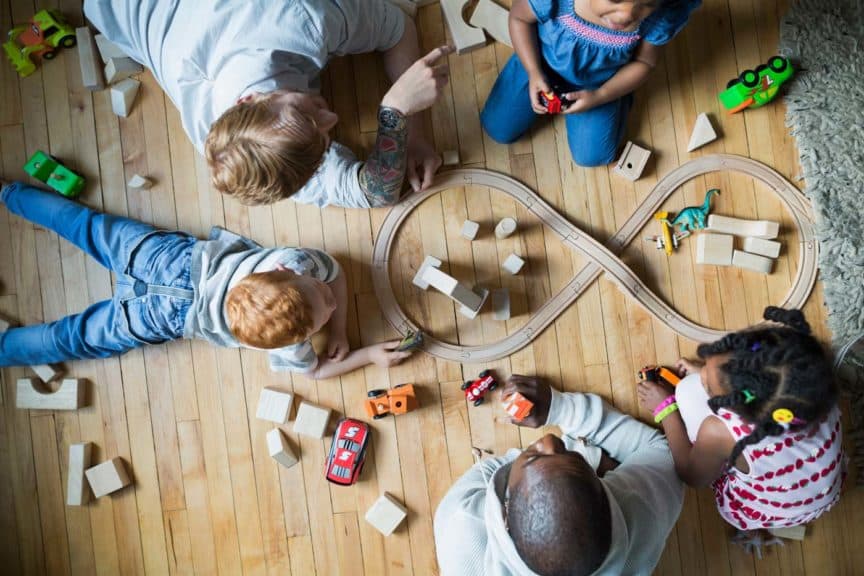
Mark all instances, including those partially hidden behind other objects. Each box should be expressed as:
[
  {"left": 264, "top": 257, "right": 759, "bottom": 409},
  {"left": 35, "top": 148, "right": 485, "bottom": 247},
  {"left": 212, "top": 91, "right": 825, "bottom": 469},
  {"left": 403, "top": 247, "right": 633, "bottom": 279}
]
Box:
[{"left": 371, "top": 155, "right": 818, "bottom": 363}]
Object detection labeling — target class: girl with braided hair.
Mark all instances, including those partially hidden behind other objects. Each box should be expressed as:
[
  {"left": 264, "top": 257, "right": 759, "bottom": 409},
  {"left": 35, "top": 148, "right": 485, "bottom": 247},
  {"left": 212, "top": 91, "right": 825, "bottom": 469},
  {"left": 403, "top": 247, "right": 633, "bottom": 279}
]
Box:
[{"left": 637, "top": 306, "right": 845, "bottom": 542}]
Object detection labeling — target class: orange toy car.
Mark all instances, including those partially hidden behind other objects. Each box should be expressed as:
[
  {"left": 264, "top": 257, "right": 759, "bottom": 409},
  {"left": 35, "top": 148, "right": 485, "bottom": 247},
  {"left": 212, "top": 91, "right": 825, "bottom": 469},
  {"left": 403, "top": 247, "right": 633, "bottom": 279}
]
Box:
[
  {"left": 364, "top": 384, "right": 418, "bottom": 419},
  {"left": 502, "top": 392, "right": 533, "bottom": 421},
  {"left": 637, "top": 365, "right": 682, "bottom": 387}
]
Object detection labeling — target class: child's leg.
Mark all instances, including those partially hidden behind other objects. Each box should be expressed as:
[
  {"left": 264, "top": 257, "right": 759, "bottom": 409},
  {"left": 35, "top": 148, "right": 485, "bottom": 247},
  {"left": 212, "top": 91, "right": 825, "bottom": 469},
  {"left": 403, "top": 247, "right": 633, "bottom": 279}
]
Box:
[
  {"left": 480, "top": 55, "right": 539, "bottom": 144},
  {"left": 564, "top": 95, "right": 633, "bottom": 167},
  {"left": 0, "top": 299, "right": 146, "bottom": 366},
  {"left": 1, "top": 182, "right": 156, "bottom": 273}
]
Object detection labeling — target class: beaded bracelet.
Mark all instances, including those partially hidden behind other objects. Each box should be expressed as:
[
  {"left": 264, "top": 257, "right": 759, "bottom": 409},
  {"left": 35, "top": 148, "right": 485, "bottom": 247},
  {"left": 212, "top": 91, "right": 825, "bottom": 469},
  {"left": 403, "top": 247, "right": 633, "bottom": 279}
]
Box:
[
  {"left": 651, "top": 395, "right": 677, "bottom": 417},
  {"left": 654, "top": 402, "right": 679, "bottom": 424}
]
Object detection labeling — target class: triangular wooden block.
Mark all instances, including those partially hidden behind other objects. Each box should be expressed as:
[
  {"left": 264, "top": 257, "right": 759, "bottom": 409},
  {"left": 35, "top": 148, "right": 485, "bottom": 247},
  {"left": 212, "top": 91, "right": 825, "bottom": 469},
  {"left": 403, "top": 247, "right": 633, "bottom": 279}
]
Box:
[{"left": 687, "top": 113, "right": 717, "bottom": 152}]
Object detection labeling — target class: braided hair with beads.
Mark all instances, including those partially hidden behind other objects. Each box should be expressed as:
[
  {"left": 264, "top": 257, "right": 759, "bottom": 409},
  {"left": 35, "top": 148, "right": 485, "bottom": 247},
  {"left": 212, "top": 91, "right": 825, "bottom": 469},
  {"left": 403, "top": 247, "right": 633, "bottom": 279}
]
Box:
[{"left": 698, "top": 306, "right": 837, "bottom": 467}]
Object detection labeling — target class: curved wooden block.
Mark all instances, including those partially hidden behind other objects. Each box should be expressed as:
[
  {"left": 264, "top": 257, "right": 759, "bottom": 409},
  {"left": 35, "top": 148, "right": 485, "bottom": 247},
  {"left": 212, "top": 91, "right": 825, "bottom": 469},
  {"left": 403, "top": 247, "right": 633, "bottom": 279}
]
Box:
[
  {"left": 371, "top": 157, "right": 818, "bottom": 363},
  {"left": 16, "top": 378, "right": 86, "bottom": 411}
]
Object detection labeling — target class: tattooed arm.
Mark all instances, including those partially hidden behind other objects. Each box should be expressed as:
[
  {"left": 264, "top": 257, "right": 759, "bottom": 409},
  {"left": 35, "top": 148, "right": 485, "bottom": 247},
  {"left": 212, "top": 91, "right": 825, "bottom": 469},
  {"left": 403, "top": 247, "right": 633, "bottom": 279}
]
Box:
[{"left": 359, "top": 106, "right": 409, "bottom": 207}]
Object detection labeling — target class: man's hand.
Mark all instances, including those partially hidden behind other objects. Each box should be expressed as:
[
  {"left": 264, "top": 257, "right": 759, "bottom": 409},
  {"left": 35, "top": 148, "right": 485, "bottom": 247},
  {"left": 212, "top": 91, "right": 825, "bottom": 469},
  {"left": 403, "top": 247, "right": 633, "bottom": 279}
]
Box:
[
  {"left": 368, "top": 340, "right": 414, "bottom": 368},
  {"left": 381, "top": 45, "right": 453, "bottom": 116},
  {"left": 405, "top": 136, "right": 442, "bottom": 192},
  {"left": 561, "top": 89, "right": 602, "bottom": 114},
  {"left": 327, "top": 333, "right": 350, "bottom": 362},
  {"left": 501, "top": 374, "right": 552, "bottom": 428}
]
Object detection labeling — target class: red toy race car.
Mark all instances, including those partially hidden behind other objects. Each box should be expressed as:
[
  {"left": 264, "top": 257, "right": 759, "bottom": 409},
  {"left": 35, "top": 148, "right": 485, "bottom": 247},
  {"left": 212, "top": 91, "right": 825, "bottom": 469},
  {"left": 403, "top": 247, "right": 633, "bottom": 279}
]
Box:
[
  {"left": 539, "top": 90, "right": 571, "bottom": 114},
  {"left": 325, "top": 418, "right": 370, "bottom": 486},
  {"left": 462, "top": 370, "right": 498, "bottom": 406}
]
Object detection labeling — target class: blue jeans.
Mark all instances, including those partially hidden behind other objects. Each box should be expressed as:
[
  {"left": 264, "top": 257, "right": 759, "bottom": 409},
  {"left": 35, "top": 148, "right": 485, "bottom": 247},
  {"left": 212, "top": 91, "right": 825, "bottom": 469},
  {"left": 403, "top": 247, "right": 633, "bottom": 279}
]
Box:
[
  {"left": 0, "top": 183, "right": 196, "bottom": 366},
  {"left": 481, "top": 55, "right": 632, "bottom": 167}
]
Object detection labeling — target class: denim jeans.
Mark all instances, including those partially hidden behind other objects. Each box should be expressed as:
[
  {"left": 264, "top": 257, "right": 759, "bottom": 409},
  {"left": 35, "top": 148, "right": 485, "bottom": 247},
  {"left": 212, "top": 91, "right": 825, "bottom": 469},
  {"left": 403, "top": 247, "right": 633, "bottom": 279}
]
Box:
[
  {"left": 480, "top": 54, "right": 632, "bottom": 167},
  {"left": 0, "top": 183, "right": 195, "bottom": 366}
]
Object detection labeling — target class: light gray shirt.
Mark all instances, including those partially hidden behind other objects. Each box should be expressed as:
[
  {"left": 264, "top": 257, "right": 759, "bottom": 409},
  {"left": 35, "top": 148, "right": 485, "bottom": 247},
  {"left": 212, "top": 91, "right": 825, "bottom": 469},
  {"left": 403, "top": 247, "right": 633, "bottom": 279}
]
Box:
[
  {"left": 83, "top": 0, "right": 406, "bottom": 208},
  {"left": 185, "top": 227, "right": 340, "bottom": 373}
]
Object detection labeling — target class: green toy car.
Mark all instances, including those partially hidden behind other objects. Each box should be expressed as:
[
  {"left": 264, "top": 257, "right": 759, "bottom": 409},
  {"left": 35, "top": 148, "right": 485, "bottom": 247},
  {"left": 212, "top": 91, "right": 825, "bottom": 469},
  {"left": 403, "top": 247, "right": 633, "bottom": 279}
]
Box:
[
  {"left": 3, "top": 9, "right": 77, "bottom": 78},
  {"left": 24, "top": 150, "right": 85, "bottom": 198},
  {"left": 718, "top": 56, "right": 793, "bottom": 114}
]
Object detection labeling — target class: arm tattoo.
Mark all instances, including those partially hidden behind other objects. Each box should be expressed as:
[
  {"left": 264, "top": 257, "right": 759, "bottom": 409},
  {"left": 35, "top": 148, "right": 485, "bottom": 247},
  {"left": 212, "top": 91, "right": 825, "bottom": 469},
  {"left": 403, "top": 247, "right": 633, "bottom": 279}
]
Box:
[{"left": 359, "top": 106, "right": 408, "bottom": 207}]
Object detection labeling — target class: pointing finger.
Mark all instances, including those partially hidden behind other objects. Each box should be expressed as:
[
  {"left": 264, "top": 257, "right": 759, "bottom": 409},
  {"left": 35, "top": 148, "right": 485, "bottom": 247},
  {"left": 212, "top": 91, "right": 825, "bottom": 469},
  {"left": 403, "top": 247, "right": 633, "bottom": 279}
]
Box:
[{"left": 422, "top": 45, "right": 455, "bottom": 65}]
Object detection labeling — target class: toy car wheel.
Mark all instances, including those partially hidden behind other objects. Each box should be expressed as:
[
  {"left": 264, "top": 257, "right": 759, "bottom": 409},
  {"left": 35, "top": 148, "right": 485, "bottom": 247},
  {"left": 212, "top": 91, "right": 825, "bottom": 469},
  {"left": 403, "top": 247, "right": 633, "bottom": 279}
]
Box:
[
  {"left": 768, "top": 56, "right": 788, "bottom": 73},
  {"left": 479, "top": 370, "right": 490, "bottom": 378},
  {"left": 739, "top": 69, "right": 759, "bottom": 89},
  {"left": 394, "top": 383, "right": 408, "bottom": 389},
  {"left": 367, "top": 389, "right": 386, "bottom": 398},
  {"left": 488, "top": 382, "right": 498, "bottom": 391},
  {"left": 473, "top": 399, "right": 484, "bottom": 407},
  {"left": 42, "top": 50, "right": 57, "bottom": 60},
  {"left": 726, "top": 78, "right": 740, "bottom": 89},
  {"left": 373, "top": 414, "right": 387, "bottom": 420},
  {"left": 755, "top": 64, "right": 767, "bottom": 74},
  {"left": 461, "top": 381, "right": 471, "bottom": 391},
  {"left": 59, "top": 35, "right": 76, "bottom": 49}
]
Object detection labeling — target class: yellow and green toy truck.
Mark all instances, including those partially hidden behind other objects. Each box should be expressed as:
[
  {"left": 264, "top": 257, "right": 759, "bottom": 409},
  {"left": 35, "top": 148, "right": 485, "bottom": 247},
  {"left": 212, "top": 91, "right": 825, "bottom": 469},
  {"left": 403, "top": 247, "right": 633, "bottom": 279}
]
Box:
[
  {"left": 24, "top": 151, "right": 85, "bottom": 198},
  {"left": 718, "top": 56, "right": 794, "bottom": 114},
  {"left": 3, "top": 9, "right": 77, "bottom": 78}
]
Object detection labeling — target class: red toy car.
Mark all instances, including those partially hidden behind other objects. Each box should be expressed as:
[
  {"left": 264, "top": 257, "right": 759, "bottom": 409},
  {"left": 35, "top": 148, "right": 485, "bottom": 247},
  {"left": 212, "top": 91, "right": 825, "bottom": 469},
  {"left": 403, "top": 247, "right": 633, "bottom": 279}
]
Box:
[
  {"left": 462, "top": 370, "right": 498, "bottom": 406},
  {"left": 539, "top": 90, "right": 570, "bottom": 114},
  {"left": 325, "top": 418, "right": 370, "bottom": 486}
]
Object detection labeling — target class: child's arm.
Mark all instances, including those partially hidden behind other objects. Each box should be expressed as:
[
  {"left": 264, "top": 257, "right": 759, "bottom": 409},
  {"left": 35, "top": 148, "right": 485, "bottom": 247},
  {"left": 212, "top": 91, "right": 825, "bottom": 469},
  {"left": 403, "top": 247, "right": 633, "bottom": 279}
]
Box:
[
  {"left": 563, "top": 40, "right": 661, "bottom": 114},
  {"left": 326, "top": 269, "right": 350, "bottom": 361},
  {"left": 309, "top": 340, "right": 412, "bottom": 380},
  {"left": 509, "top": 0, "right": 554, "bottom": 114}
]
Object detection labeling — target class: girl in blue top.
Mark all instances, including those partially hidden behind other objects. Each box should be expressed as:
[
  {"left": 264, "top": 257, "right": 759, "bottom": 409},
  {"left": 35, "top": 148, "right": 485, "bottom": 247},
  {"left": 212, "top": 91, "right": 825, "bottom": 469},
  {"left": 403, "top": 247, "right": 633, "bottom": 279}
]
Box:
[{"left": 481, "top": 0, "right": 702, "bottom": 167}]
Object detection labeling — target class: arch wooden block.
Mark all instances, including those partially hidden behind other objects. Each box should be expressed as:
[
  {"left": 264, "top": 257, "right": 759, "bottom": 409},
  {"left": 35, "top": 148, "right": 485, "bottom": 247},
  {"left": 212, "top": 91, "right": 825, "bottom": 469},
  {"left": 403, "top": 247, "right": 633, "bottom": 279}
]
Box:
[
  {"left": 85, "top": 457, "right": 132, "bottom": 498},
  {"left": 441, "top": 0, "right": 487, "bottom": 53},
  {"left": 67, "top": 442, "right": 93, "bottom": 506},
  {"left": 16, "top": 378, "right": 85, "bottom": 410},
  {"left": 469, "top": 0, "right": 512, "bottom": 47}
]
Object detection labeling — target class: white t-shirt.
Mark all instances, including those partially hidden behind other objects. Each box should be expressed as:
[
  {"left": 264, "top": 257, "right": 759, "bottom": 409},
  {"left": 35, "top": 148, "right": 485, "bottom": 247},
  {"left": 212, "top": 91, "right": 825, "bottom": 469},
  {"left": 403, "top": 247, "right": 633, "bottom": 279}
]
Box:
[{"left": 83, "top": 0, "right": 405, "bottom": 208}]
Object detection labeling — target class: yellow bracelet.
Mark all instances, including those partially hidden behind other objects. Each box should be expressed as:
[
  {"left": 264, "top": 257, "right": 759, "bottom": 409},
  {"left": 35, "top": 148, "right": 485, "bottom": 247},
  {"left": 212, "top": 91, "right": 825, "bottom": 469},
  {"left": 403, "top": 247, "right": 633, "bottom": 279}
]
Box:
[{"left": 654, "top": 402, "right": 679, "bottom": 424}]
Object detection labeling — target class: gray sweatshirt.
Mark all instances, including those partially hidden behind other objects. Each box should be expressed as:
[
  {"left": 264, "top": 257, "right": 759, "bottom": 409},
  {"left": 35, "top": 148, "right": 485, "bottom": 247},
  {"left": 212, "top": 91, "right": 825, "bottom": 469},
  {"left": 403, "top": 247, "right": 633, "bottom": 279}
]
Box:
[{"left": 433, "top": 389, "right": 683, "bottom": 575}]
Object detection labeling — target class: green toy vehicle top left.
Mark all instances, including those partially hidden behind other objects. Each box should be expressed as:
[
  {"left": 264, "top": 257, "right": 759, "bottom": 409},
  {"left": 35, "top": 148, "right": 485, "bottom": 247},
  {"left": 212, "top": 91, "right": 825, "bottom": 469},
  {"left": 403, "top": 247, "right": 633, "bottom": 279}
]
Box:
[
  {"left": 24, "top": 151, "right": 85, "bottom": 198},
  {"left": 3, "top": 9, "right": 76, "bottom": 78}
]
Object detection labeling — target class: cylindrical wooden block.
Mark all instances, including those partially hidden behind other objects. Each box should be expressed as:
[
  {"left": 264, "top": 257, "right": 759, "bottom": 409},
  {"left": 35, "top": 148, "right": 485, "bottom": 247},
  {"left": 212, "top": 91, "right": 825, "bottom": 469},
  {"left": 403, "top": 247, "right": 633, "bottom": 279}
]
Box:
[{"left": 495, "top": 217, "right": 517, "bottom": 239}]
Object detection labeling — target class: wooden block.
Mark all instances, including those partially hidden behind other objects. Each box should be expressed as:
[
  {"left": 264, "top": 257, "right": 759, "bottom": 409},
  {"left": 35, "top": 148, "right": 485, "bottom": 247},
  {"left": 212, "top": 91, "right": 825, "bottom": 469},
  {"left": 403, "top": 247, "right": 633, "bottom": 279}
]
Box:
[
  {"left": 67, "top": 442, "right": 93, "bottom": 506},
  {"left": 613, "top": 141, "right": 651, "bottom": 181},
  {"left": 293, "top": 401, "right": 331, "bottom": 438},
  {"left": 743, "top": 237, "right": 781, "bottom": 259},
  {"left": 687, "top": 113, "right": 717, "bottom": 152},
  {"left": 442, "top": 149, "right": 460, "bottom": 166},
  {"left": 423, "top": 265, "right": 460, "bottom": 296},
  {"left": 441, "top": 0, "right": 487, "bottom": 54},
  {"left": 256, "top": 387, "right": 294, "bottom": 424},
  {"left": 365, "top": 492, "right": 408, "bottom": 536},
  {"left": 110, "top": 78, "right": 140, "bottom": 117},
  {"left": 469, "top": 0, "right": 512, "bottom": 47},
  {"left": 502, "top": 253, "right": 525, "bottom": 275},
  {"left": 492, "top": 288, "right": 510, "bottom": 321},
  {"left": 495, "top": 217, "right": 517, "bottom": 239},
  {"left": 16, "top": 378, "right": 85, "bottom": 410},
  {"left": 94, "top": 34, "right": 127, "bottom": 63},
  {"left": 85, "top": 457, "right": 132, "bottom": 498},
  {"left": 767, "top": 525, "right": 806, "bottom": 541},
  {"left": 31, "top": 363, "right": 63, "bottom": 383},
  {"left": 707, "top": 214, "right": 779, "bottom": 239},
  {"left": 695, "top": 233, "right": 733, "bottom": 266},
  {"left": 732, "top": 250, "right": 774, "bottom": 274},
  {"left": 76, "top": 27, "right": 105, "bottom": 91},
  {"left": 266, "top": 428, "right": 298, "bottom": 468},
  {"left": 103, "top": 57, "right": 143, "bottom": 84},
  {"left": 455, "top": 287, "right": 488, "bottom": 319},
  {"left": 127, "top": 174, "right": 152, "bottom": 189},
  {"left": 460, "top": 219, "right": 479, "bottom": 240},
  {"left": 0, "top": 317, "right": 8, "bottom": 331},
  {"left": 412, "top": 255, "right": 442, "bottom": 290}
]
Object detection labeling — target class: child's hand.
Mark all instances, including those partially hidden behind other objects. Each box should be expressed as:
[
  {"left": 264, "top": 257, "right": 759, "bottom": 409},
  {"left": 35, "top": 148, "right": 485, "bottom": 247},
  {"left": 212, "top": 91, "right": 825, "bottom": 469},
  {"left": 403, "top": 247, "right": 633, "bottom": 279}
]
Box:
[
  {"left": 637, "top": 379, "right": 675, "bottom": 413},
  {"left": 327, "top": 333, "right": 350, "bottom": 362},
  {"left": 675, "top": 357, "right": 703, "bottom": 378},
  {"left": 529, "top": 73, "right": 553, "bottom": 114},
  {"left": 561, "top": 89, "right": 600, "bottom": 114},
  {"left": 501, "top": 374, "right": 551, "bottom": 428},
  {"left": 368, "top": 340, "right": 413, "bottom": 368}
]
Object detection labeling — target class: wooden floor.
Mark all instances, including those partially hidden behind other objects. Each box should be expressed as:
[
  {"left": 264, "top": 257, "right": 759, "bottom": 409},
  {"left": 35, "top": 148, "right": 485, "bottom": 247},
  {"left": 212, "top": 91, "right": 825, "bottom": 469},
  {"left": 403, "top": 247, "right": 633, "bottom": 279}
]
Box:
[{"left": 1, "top": 0, "right": 863, "bottom": 574}]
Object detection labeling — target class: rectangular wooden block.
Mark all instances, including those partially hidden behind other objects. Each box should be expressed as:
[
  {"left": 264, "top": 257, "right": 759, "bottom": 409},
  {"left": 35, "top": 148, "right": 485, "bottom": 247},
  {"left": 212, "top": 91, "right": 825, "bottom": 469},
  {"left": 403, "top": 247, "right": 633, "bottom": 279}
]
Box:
[
  {"left": 16, "top": 378, "right": 85, "bottom": 410},
  {"left": 742, "top": 237, "right": 781, "bottom": 259},
  {"left": 412, "top": 255, "right": 442, "bottom": 290},
  {"left": 732, "top": 250, "right": 774, "bottom": 274},
  {"left": 707, "top": 214, "right": 779, "bottom": 239},
  {"left": 32, "top": 363, "right": 63, "bottom": 383},
  {"left": 492, "top": 288, "right": 510, "bottom": 321},
  {"left": 104, "top": 57, "right": 143, "bottom": 84},
  {"left": 94, "top": 34, "right": 127, "bottom": 63},
  {"left": 502, "top": 253, "right": 525, "bottom": 275},
  {"left": 256, "top": 387, "right": 294, "bottom": 424},
  {"left": 365, "top": 492, "right": 408, "bottom": 536},
  {"left": 293, "top": 401, "right": 331, "bottom": 438},
  {"left": 469, "top": 0, "right": 512, "bottom": 47},
  {"left": 696, "top": 233, "right": 733, "bottom": 266},
  {"left": 613, "top": 141, "right": 651, "bottom": 181},
  {"left": 111, "top": 78, "right": 140, "bottom": 117},
  {"left": 76, "top": 27, "right": 105, "bottom": 91},
  {"left": 767, "top": 525, "right": 806, "bottom": 541},
  {"left": 67, "top": 442, "right": 93, "bottom": 506},
  {"left": 85, "top": 457, "right": 131, "bottom": 498},
  {"left": 460, "top": 219, "right": 479, "bottom": 240},
  {"left": 266, "top": 428, "right": 298, "bottom": 468}
]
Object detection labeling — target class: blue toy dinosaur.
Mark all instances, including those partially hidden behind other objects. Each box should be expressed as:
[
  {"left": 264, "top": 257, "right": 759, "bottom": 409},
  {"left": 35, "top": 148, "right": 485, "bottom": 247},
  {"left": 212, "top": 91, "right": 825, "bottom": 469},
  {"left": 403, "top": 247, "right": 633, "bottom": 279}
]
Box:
[{"left": 666, "top": 189, "right": 720, "bottom": 233}]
